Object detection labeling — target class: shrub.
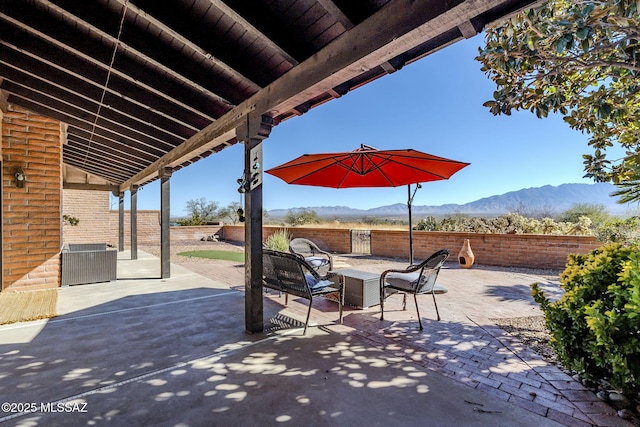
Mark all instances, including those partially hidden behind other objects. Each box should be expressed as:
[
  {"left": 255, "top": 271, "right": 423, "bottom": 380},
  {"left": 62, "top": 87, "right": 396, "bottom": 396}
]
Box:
[
  {"left": 531, "top": 243, "right": 640, "bottom": 394},
  {"left": 413, "top": 212, "right": 590, "bottom": 235},
  {"left": 594, "top": 216, "right": 640, "bottom": 244},
  {"left": 263, "top": 229, "right": 291, "bottom": 252},
  {"left": 284, "top": 209, "right": 321, "bottom": 226}
]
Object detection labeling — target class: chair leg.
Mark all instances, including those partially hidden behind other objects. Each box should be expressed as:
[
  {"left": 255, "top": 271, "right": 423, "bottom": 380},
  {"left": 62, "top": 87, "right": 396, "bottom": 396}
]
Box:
[
  {"left": 431, "top": 292, "right": 441, "bottom": 321},
  {"left": 414, "top": 293, "right": 423, "bottom": 330},
  {"left": 402, "top": 293, "right": 407, "bottom": 311},
  {"left": 285, "top": 293, "right": 289, "bottom": 306},
  {"left": 380, "top": 287, "right": 385, "bottom": 321},
  {"left": 338, "top": 287, "right": 344, "bottom": 324},
  {"left": 304, "top": 299, "right": 312, "bottom": 335}
]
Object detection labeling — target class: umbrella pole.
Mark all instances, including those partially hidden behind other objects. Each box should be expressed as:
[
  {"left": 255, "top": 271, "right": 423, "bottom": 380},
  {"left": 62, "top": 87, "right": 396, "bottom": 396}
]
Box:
[
  {"left": 407, "top": 183, "right": 422, "bottom": 265},
  {"left": 408, "top": 185, "right": 413, "bottom": 265}
]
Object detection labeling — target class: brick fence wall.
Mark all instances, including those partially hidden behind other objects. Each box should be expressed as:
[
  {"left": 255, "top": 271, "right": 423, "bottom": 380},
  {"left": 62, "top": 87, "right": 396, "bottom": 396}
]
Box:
[
  {"left": 223, "top": 225, "right": 601, "bottom": 270},
  {"left": 223, "top": 225, "right": 352, "bottom": 253},
  {"left": 371, "top": 230, "right": 601, "bottom": 269},
  {"left": 107, "top": 210, "right": 162, "bottom": 247},
  {"left": 2, "top": 105, "right": 62, "bottom": 290},
  {"left": 105, "top": 211, "right": 222, "bottom": 247}
]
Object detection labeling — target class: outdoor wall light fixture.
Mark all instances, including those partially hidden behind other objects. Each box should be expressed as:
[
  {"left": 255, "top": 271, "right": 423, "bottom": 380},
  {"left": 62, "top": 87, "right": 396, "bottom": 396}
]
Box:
[
  {"left": 14, "top": 167, "right": 26, "bottom": 188},
  {"left": 237, "top": 208, "right": 245, "bottom": 223},
  {"left": 237, "top": 175, "right": 247, "bottom": 193}
]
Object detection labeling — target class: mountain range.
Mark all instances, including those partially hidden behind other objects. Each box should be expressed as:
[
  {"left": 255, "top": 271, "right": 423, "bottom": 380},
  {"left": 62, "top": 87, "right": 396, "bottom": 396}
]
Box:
[{"left": 267, "top": 183, "right": 632, "bottom": 218}]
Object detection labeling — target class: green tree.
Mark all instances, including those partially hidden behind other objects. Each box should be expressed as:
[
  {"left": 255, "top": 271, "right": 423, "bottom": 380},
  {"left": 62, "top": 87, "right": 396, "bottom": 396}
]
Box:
[
  {"left": 177, "top": 198, "right": 219, "bottom": 225},
  {"left": 476, "top": 0, "right": 640, "bottom": 198},
  {"left": 218, "top": 202, "right": 242, "bottom": 225},
  {"left": 284, "top": 209, "right": 321, "bottom": 226},
  {"left": 559, "top": 202, "right": 610, "bottom": 226}
]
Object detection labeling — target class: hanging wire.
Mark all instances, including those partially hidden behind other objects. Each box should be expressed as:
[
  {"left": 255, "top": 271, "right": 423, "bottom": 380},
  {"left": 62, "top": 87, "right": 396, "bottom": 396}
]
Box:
[{"left": 82, "top": 0, "right": 129, "bottom": 168}]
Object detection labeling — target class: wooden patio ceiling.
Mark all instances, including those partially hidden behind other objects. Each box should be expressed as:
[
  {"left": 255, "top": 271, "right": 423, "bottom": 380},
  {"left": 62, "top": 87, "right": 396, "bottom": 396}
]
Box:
[{"left": 0, "top": 0, "right": 541, "bottom": 191}]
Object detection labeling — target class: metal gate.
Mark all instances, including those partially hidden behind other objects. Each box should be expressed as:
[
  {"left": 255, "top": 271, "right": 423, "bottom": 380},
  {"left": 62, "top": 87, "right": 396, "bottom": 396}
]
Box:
[{"left": 350, "top": 229, "right": 371, "bottom": 254}]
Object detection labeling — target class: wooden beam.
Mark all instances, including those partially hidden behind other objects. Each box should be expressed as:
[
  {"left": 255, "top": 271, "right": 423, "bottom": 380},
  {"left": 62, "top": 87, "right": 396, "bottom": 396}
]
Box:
[
  {"left": 63, "top": 182, "right": 119, "bottom": 192},
  {"left": 121, "top": 0, "right": 538, "bottom": 191},
  {"left": 458, "top": 20, "right": 477, "bottom": 38},
  {"left": 0, "top": 85, "right": 8, "bottom": 112}
]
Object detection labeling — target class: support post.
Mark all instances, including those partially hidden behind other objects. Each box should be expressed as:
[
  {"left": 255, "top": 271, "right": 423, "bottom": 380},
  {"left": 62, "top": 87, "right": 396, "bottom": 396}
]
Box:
[
  {"left": 0, "top": 100, "right": 5, "bottom": 290},
  {"left": 130, "top": 185, "right": 138, "bottom": 260},
  {"left": 159, "top": 167, "right": 173, "bottom": 279},
  {"left": 118, "top": 191, "right": 125, "bottom": 252},
  {"left": 236, "top": 114, "right": 273, "bottom": 334}
]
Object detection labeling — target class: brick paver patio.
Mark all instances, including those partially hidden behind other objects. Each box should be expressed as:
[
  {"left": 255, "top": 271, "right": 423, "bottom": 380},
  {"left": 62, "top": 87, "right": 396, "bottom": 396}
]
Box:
[{"left": 164, "top": 244, "right": 633, "bottom": 427}]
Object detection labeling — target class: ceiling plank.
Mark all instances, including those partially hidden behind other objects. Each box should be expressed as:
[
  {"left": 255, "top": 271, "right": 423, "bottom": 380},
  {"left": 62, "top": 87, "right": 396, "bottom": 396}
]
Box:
[
  {"left": 0, "top": 11, "right": 221, "bottom": 123},
  {"left": 110, "top": 0, "right": 262, "bottom": 93},
  {"left": 32, "top": 0, "right": 241, "bottom": 107},
  {"left": 316, "top": 0, "right": 354, "bottom": 30},
  {"left": 209, "top": 0, "right": 298, "bottom": 66}
]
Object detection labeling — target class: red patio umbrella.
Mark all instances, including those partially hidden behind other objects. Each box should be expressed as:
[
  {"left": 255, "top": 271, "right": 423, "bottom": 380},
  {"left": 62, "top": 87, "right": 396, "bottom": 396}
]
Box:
[{"left": 265, "top": 145, "right": 470, "bottom": 263}]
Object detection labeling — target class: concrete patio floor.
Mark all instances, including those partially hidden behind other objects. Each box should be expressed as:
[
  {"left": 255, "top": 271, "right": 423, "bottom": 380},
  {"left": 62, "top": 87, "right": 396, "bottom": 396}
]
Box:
[{"left": 0, "top": 250, "right": 631, "bottom": 426}]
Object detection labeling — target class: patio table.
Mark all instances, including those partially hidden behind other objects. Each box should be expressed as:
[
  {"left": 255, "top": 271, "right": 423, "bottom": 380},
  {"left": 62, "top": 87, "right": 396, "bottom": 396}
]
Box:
[{"left": 333, "top": 268, "right": 381, "bottom": 309}]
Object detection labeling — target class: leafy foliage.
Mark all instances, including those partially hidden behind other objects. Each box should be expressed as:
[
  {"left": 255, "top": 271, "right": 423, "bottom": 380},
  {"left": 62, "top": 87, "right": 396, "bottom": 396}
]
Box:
[
  {"left": 62, "top": 214, "right": 80, "bottom": 226},
  {"left": 218, "top": 202, "right": 242, "bottom": 225},
  {"left": 177, "top": 198, "right": 219, "bottom": 226},
  {"left": 263, "top": 229, "right": 291, "bottom": 252},
  {"left": 558, "top": 203, "right": 610, "bottom": 226},
  {"left": 476, "top": 0, "right": 640, "bottom": 200},
  {"left": 414, "top": 212, "right": 593, "bottom": 235},
  {"left": 284, "top": 209, "right": 321, "bottom": 226},
  {"left": 594, "top": 216, "right": 640, "bottom": 244},
  {"left": 531, "top": 243, "right": 640, "bottom": 393}
]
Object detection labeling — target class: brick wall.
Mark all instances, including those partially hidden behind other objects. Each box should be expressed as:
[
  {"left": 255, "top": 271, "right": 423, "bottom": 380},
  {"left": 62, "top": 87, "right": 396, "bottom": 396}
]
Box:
[
  {"left": 222, "top": 225, "right": 601, "bottom": 270},
  {"left": 223, "top": 225, "right": 352, "bottom": 253},
  {"left": 373, "top": 230, "right": 601, "bottom": 269},
  {"left": 106, "top": 210, "right": 161, "bottom": 247},
  {"left": 2, "top": 105, "right": 62, "bottom": 290},
  {"left": 170, "top": 225, "right": 223, "bottom": 242},
  {"left": 62, "top": 190, "right": 110, "bottom": 245}
]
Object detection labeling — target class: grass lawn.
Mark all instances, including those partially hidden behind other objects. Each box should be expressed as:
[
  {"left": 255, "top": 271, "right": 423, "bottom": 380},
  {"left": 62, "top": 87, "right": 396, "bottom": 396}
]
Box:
[{"left": 177, "top": 250, "right": 244, "bottom": 262}]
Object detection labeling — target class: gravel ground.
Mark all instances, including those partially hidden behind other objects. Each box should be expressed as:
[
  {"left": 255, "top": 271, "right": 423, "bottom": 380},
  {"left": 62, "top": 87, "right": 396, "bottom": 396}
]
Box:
[{"left": 490, "top": 316, "right": 556, "bottom": 364}]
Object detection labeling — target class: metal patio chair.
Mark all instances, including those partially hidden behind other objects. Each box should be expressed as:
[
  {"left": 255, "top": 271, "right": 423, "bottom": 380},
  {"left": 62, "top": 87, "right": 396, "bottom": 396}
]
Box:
[
  {"left": 380, "top": 249, "right": 450, "bottom": 330},
  {"left": 289, "top": 238, "right": 334, "bottom": 276},
  {"left": 263, "top": 249, "right": 344, "bottom": 335}
]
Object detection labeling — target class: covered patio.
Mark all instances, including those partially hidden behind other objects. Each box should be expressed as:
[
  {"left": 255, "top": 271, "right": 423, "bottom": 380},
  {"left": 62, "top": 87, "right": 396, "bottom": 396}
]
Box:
[
  {"left": 0, "top": 249, "right": 628, "bottom": 426},
  {"left": 2, "top": 0, "right": 543, "bottom": 334}
]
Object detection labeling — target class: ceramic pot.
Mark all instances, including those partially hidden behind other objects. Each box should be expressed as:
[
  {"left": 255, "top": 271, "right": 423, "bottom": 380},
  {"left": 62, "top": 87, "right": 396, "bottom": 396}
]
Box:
[{"left": 458, "top": 239, "right": 475, "bottom": 268}]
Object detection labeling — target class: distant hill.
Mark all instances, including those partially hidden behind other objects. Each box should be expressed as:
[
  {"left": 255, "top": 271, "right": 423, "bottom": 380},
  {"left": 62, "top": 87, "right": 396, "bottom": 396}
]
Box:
[{"left": 267, "top": 183, "right": 630, "bottom": 218}]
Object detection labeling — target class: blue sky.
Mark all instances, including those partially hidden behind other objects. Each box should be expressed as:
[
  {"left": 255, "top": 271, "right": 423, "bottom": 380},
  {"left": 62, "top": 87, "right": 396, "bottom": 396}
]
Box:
[{"left": 119, "top": 36, "right": 623, "bottom": 216}]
